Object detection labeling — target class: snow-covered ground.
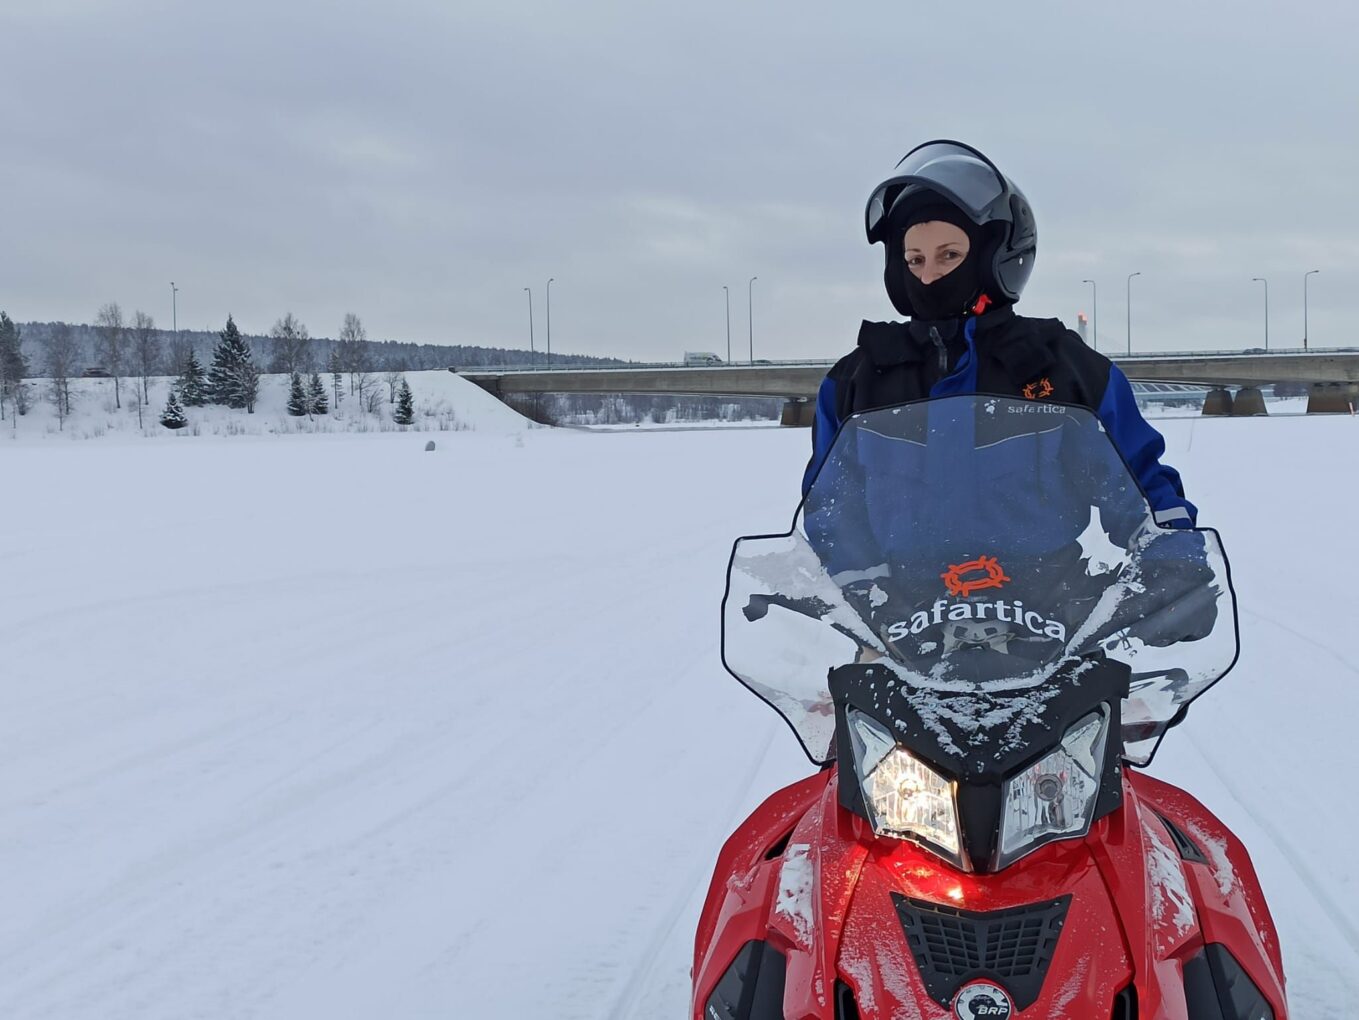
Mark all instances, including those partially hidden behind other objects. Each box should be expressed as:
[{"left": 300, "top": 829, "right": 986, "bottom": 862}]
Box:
[
  {"left": 1, "top": 369, "right": 532, "bottom": 441},
  {"left": 1, "top": 412, "right": 1357, "bottom": 1018}
]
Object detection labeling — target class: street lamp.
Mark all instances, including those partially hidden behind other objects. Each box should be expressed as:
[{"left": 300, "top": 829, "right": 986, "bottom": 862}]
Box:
[
  {"left": 1251, "top": 277, "right": 1269, "bottom": 350},
  {"left": 1126, "top": 272, "right": 1141, "bottom": 355},
  {"left": 722, "top": 285, "right": 731, "bottom": 363},
  {"left": 747, "top": 276, "right": 758, "bottom": 365},
  {"left": 546, "top": 278, "right": 554, "bottom": 369},
  {"left": 523, "top": 287, "right": 535, "bottom": 360},
  {"left": 170, "top": 282, "right": 179, "bottom": 334},
  {"left": 1304, "top": 269, "right": 1320, "bottom": 350},
  {"left": 1081, "top": 279, "right": 1097, "bottom": 351}
]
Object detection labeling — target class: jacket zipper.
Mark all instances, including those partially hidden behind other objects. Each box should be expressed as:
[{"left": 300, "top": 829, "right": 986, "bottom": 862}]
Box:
[{"left": 928, "top": 326, "right": 948, "bottom": 375}]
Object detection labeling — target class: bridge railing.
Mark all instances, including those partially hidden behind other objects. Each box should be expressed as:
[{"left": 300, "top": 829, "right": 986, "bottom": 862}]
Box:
[
  {"left": 459, "top": 358, "right": 836, "bottom": 374},
  {"left": 459, "top": 347, "right": 1357, "bottom": 374}
]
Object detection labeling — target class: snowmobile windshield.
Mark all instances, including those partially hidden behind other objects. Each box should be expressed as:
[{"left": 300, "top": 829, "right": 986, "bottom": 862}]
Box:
[
  {"left": 866, "top": 140, "right": 1008, "bottom": 242},
  {"left": 722, "top": 395, "right": 1237, "bottom": 766}
]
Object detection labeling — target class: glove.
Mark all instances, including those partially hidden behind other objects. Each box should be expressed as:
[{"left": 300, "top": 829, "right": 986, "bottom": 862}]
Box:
[{"left": 1126, "top": 560, "right": 1220, "bottom": 646}]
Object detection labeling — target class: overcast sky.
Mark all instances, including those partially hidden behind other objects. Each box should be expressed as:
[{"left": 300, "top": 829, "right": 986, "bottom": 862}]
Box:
[{"left": 2, "top": 0, "right": 1355, "bottom": 360}]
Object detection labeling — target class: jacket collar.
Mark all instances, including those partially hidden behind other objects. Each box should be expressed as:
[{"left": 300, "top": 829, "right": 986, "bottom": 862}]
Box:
[
  {"left": 857, "top": 308, "right": 1059, "bottom": 378},
  {"left": 972, "top": 306, "right": 1058, "bottom": 378},
  {"left": 856, "top": 319, "right": 924, "bottom": 367}
]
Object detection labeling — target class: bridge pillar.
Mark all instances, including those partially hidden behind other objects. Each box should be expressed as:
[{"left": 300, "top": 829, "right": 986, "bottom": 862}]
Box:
[
  {"left": 1202, "top": 388, "right": 1234, "bottom": 416},
  {"left": 1306, "top": 383, "right": 1357, "bottom": 414},
  {"left": 1231, "top": 386, "right": 1268, "bottom": 416},
  {"left": 780, "top": 398, "right": 816, "bottom": 428}
]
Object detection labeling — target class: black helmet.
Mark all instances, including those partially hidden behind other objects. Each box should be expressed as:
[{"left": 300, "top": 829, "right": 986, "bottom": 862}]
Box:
[{"left": 865, "top": 140, "right": 1037, "bottom": 318}]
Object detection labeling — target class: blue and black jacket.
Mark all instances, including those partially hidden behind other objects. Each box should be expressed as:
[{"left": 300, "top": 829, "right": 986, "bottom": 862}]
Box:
[{"left": 802, "top": 307, "right": 1197, "bottom": 530}]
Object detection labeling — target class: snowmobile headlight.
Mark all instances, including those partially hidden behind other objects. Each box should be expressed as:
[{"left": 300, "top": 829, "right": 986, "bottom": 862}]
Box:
[
  {"left": 847, "top": 710, "right": 964, "bottom": 868},
  {"left": 996, "top": 708, "right": 1110, "bottom": 869}
]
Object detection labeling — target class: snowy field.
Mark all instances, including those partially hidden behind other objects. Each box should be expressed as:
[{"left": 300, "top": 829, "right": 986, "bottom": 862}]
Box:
[{"left": 2, "top": 410, "right": 1358, "bottom": 1018}]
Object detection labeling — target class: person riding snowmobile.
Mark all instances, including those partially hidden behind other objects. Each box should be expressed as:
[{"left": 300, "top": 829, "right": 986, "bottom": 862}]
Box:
[
  {"left": 804, "top": 140, "right": 1194, "bottom": 525},
  {"left": 801, "top": 140, "right": 1211, "bottom": 647}
]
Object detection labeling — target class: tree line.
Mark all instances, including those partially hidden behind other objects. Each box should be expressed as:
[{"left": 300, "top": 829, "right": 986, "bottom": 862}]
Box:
[{"left": 11, "top": 317, "right": 628, "bottom": 381}]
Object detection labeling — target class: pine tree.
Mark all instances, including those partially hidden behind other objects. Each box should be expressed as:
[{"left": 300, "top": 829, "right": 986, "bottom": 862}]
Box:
[
  {"left": 327, "top": 349, "right": 343, "bottom": 408},
  {"left": 160, "top": 389, "right": 187, "bottom": 429},
  {"left": 0, "top": 311, "right": 30, "bottom": 419},
  {"left": 287, "top": 372, "right": 308, "bottom": 416},
  {"left": 179, "top": 349, "right": 209, "bottom": 406},
  {"left": 308, "top": 372, "right": 329, "bottom": 414},
  {"left": 393, "top": 378, "right": 415, "bottom": 425},
  {"left": 207, "top": 315, "right": 260, "bottom": 410}
]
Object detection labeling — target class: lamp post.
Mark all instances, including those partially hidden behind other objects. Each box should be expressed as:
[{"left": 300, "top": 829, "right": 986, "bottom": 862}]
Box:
[
  {"left": 1304, "top": 269, "right": 1319, "bottom": 350},
  {"left": 545, "top": 278, "right": 554, "bottom": 369},
  {"left": 723, "top": 285, "right": 731, "bottom": 363},
  {"left": 1081, "top": 279, "right": 1097, "bottom": 351},
  {"left": 1126, "top": 272, "right": 1141, "bottom": 355},
  {"left": 523, "top": 287, "right": 534, "bottom": 361},
  {"left": 1251, "top": 277, "right": 1269, "bottom": 350},
  {"left": 747, "top": 276, "right": 757, "bottom": 365},
  {"left": 170, "top": 282, "right": 178, "bottom": 334}
]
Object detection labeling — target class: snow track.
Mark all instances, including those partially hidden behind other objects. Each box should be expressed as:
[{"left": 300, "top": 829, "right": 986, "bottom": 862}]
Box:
[{"left": 1, "top": 416, "right": 1357, "bottom": 1017}]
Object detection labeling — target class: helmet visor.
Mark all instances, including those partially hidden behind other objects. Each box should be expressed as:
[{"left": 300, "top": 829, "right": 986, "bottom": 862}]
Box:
[{"left": 866, "top": 141, "right": 1008, "bottom": 241}]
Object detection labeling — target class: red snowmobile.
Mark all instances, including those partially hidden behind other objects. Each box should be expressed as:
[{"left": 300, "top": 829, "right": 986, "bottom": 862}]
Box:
[{"left": 693, "top": 395, "right": 1287, "bottom": 1019}]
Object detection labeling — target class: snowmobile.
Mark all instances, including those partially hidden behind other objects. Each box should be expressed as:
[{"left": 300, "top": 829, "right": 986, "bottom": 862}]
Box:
[{"left": 693, "top": 394, "right": 1287, "bottom": 1019}]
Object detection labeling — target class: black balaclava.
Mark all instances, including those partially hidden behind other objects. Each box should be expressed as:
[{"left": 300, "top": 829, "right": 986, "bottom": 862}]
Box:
[{"left": 896, "top": 198, "right": 985, "bottom": 322}]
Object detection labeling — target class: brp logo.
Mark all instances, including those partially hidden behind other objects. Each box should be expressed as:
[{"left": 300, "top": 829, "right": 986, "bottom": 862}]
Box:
[{"left": 953, "top": 981, "right": 1014, "bottom": 1020}]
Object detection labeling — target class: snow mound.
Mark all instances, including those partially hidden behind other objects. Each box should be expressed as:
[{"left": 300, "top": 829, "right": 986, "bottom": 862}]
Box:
[{"left": 2, "top": 369, "right": 533, "bottom": 441}]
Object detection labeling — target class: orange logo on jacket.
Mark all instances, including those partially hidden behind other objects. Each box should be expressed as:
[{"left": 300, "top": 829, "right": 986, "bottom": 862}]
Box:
[
  {"left": 941, "top": 556, "right": 1011, "bottom": 598},
  {"left": 1023, "top": 377, "right": 1054, "bottom": 400}
]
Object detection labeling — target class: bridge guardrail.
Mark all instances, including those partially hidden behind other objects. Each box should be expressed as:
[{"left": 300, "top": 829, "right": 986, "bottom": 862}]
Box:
[{"left": 459, "top": 347, "right": 1358, "bottom": 375}]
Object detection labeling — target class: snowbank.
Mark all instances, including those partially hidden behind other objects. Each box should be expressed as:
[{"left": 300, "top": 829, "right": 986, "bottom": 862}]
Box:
[{"left": 1, "top": 369, "right": 532, "bottom": 441}]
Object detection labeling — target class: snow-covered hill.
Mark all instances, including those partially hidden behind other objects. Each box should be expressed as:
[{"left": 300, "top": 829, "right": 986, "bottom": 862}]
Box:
[
  {"left": 1, "top": 415, "right": 1356, "bottom": 1018},
  {"left": 1, "top": 368, "right": 532, "bottom": 441}
]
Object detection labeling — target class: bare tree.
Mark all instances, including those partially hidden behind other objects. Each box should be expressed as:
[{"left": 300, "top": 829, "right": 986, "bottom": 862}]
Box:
[
  {"left": 338, "top": 312, "right": 366, "bottom": 394},
  {"left": 384, "top": 369, "right": 401, "bottom": 404},
  {"left": 130, "top": 310, "right": 160, "bottom": 405},
  {"left": 354, "top": 362, "right": 380, "bottom": 413},
  {"left": 45, "top": 323, "right": 78, "bottom": 429},
  {"left": 94, "top": 301, "right": 127, "bottom": 408},
  {"left": 167, "top": 334, "right": 194, "bottom": 377},
  {"left": 268, "top": 312, "right": 312, "bottom": 377}
]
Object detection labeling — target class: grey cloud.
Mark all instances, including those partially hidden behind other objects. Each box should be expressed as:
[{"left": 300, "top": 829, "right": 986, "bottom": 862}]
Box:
[{"left": 1, "top": 0, "right": 1355, "bottom": 357}]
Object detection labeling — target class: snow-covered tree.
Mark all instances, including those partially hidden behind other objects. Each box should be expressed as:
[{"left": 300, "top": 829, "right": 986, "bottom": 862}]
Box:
[
  {"left": 160, "top": 389, "right": 187, "bottom": 429},
  {"left": 393, "top": 378, "right": 414, "bottom": 425},
  {"left": 286, "top": 372, "right": 308, "bottom": 416},
  {"left": 308, "top": 372, "right": 329, "bottom": 415},
  {"left": 179, "top": 349, "right": 209, "bottom": 406},
  {"left": 208, "top": 315, "right": 260, "bottom": 411},
  {"left": 328, "top": 349, "right": 343, "bottom": 408},
  {"left": 0, "top": 311, "right": 30, "bottom": 420}
]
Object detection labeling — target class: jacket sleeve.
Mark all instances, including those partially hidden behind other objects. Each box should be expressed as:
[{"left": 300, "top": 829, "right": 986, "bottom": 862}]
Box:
[
  {"left": 1096, "top": 364, "right": 1198, "bottom": 528},
  {"left": 801, "top": 374, "right": 840, "bottom": 497}
]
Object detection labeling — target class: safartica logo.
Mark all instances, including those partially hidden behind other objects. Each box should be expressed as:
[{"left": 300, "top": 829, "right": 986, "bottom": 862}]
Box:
[
  {"left": 885, "top": 556, "right": 1068, "bottom": 643},
  {"left": 885, "top": 598, "right": 1067, "bottom": 643}
]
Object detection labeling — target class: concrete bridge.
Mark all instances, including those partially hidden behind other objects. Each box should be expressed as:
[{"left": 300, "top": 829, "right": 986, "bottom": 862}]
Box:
[{"left": 463, "top": 346, "right": 1359, "bottom": 422}]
